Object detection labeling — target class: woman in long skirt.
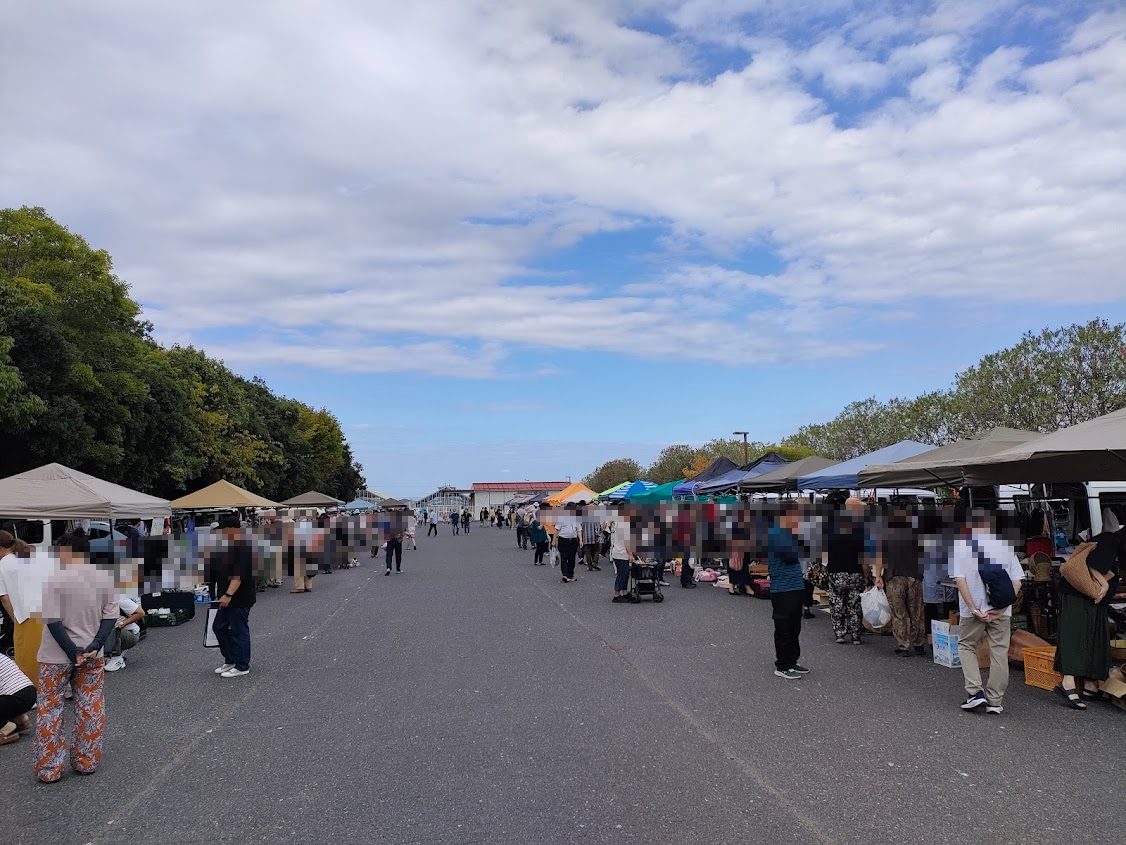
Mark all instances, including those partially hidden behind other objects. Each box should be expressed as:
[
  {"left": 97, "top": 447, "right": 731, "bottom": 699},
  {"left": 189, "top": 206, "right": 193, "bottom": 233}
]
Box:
[{"left": 1053, "top": 510, "right": 1122, "bottom": 709}]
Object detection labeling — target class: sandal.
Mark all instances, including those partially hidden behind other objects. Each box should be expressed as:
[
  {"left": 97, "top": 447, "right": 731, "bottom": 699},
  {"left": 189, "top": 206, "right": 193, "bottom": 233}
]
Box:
[
  {"left": 0, "top": 725, "right": 19, "bottom": 746},
  {"left": 1054, "top": 684, "right": 1087, "bottom": 710}
]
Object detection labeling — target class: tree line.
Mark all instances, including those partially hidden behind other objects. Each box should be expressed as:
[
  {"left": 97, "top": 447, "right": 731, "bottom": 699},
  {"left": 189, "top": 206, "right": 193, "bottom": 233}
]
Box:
[
  {"left": 0, "top": 207, "right": 365, "bottom": 501},
  {"left": 583, "top": 319, "right": 1126, "bottom": 493}
]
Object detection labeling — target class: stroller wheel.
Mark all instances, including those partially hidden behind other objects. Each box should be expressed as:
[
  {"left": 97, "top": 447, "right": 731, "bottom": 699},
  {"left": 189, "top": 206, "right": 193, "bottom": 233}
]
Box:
[
  {"left": 653, "top": 593, "right": 664, "bottom": 603},
  {"left": 631, "top": 594, "right": 641, "bottom": 603}
]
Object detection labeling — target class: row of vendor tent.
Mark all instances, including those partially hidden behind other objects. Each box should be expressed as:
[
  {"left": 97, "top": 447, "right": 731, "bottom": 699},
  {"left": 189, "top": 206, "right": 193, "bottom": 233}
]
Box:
[{"left": 695, "top": 452, "right": 791, "bottom": 495}]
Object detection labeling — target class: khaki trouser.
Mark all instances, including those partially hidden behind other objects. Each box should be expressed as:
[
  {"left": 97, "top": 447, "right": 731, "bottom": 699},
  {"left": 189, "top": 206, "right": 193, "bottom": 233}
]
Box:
[
  {"left": 292, "top": 555, "right": 310, "bottom": 591},
  {"left": 885, "top": 575, "right": 926, "bottom": 648},
  {"left": 958, "top": 615, "right": 1012, "bottom": 705},
  {"left": 15, "top": 618, "right": 45, "bottom": 688}
]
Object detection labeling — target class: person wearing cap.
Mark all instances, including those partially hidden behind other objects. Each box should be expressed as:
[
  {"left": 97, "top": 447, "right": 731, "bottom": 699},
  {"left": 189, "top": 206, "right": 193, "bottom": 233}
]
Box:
[
  {"left": 210, "top": 514, "right": 255, "bottom": 678},
  {"left": 1053, "top": 507, "right": 1122, "bottom": 709},
  {"left": 34, "top": 532, "right": 118, "bottom": 782}
]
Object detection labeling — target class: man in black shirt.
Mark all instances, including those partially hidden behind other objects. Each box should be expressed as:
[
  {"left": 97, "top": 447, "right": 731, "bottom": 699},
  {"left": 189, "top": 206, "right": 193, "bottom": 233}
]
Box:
[{"left": 211, "top": 513, "right": 255, "bottom": 678}]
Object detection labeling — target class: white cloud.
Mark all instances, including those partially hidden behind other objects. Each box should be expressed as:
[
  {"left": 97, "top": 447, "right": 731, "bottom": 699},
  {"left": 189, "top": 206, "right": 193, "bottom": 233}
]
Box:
[{"left": 2, "top": 1, "right": 1125, "bottom": 376}]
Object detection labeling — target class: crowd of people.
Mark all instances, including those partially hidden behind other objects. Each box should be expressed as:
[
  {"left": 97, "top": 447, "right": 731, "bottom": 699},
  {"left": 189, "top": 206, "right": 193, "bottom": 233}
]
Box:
[{"left": 0, "top": 496, "right": 1120, "bottom": 784}]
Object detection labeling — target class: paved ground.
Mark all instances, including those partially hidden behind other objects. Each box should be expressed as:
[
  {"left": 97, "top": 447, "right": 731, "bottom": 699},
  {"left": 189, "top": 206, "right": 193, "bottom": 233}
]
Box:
[{"left": 5, "top": 524, "right": 1123, "bottom": 845}]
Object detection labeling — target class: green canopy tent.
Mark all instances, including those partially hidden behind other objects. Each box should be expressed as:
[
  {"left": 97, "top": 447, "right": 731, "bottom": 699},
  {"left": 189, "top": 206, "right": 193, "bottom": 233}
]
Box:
[{"left": 629, "top": 480, "right": 683, "bottom": 503}]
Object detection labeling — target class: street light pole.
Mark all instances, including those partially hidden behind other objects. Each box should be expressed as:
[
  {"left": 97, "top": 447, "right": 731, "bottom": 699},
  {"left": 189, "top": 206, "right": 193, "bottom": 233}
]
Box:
[{"left": 732, "top": 431, "right": 749, "bottom": 465}]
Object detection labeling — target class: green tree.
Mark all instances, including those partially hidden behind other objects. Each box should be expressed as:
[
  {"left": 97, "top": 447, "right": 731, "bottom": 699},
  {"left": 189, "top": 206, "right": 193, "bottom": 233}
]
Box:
[
  {"left": 645, "top": 444, "right": 701, "bottom": 484},
  {"left": 583, "top": 458, "right": 644, "bottom": 494}
]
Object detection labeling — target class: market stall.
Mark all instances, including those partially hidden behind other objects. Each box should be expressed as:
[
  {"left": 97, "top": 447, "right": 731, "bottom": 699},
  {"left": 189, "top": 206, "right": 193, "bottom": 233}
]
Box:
[
  {"left": 0, "top": 462, "right": 171, "bottom": 520},
  {"left": 546, "top": 482, "right": 598, "bottom": 505},
  {"left": 670, "top": 457, "right": 739, "bottom": 498},
  {"left": 796, "top": 440, "right": 934, "bottom": 489},
  {"left": 280, "top": 491, "right": 344, "bottom": 508},
  {"left": 740, "top": 456, "right": 835, "bottom": 493},
  {"left": 695, "top": 452, "right": 790, "bottom": 496},
  {"left": 857, "top": 427, "right": 1039, "bottom": 488},
  {"left": 170, "top": 479, "right": 278, "bottom": 510}
]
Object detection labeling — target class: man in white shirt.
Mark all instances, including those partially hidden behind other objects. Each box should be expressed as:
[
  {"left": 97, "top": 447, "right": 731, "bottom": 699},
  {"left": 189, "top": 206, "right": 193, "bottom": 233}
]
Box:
[
  {"left": 948, "top": 512, "right": 1024, "bottom": 714},
  {"left": 104, "top": 595, "right": 145, "bottom": 672}
]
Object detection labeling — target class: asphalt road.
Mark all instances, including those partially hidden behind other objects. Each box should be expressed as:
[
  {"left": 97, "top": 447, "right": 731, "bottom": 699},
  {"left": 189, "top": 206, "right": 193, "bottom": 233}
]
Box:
[{"left": 5, "top": 524, "right": 1123, "bottom": 845}]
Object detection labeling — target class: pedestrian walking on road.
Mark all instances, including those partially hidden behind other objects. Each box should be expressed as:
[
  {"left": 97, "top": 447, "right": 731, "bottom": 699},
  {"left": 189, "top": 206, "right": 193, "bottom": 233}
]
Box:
[
  {"left": 211, "top": 514, "right": 255, "bottom": 679},
  {"left": 384, "top": 529, "right": 403, "bottom": 575},
  {"left": 825, "top": 499, "right": 870, "bottom": 645},
  {"left": 428, "top": 510, "right": 438, "bottom": 536},
  {"left": 875, "top": 507, "right": 927, "bottom": 657},
  {"left": 768, "top": 504, "right": 809, "bottom": 680},
  {"left": 555, "top": 507, "right": 581, "bottom": 583},
  {"left": 35, "top": 532, "right": 117, "bottom": 782},
  {"left": 609, "top": 513, "right": 634, "bottom": 603},
  {"left": 461, "top": 508, "right": 471, "bottom": 534},
  {"left": 530, "top": 514, "right": 549, "bottom": 565},
  {"left": 950, "top": 511, "right": 1024, "bottom": 715},
  {"left": 580, "top": 504, "right": 602, "bottom": 570},
  {"left": 450, "top": 511, "right": 460, "bottom": 535}
]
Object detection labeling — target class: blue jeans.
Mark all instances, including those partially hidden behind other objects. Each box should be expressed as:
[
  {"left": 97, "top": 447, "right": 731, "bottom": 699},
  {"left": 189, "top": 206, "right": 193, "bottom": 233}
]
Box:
[
  {"left": 613, "top": 559, "right": 630, "bottom": 592},
  {"left": 213, "top": 606, "right": 251, "bottom": 671}
]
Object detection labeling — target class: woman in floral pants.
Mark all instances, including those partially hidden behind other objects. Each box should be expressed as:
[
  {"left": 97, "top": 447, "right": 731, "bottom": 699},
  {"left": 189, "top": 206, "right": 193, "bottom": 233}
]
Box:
[{"left": 34, "top": 533, "right": 118, "bottom": 783}]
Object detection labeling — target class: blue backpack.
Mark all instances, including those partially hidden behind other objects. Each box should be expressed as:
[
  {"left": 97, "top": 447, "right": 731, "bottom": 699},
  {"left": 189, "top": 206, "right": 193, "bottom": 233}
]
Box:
[{"left": 969, "top": 538, "right": 1017, "bottom": 609}]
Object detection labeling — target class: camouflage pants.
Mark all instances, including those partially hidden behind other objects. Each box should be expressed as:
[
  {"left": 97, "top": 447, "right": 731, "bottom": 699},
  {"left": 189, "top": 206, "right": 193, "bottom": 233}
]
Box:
[{"left": 827, "top": 572, "right": 864, "bottom": 639}]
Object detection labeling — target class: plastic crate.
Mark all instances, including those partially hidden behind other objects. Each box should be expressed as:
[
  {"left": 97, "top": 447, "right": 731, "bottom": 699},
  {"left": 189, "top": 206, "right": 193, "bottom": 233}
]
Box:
[
  {"left": 1023, "top": 647, "right": 1062, "bottom": 691},
  {"left": 145, "top": 608, "right": 191, "bottom": 627}
]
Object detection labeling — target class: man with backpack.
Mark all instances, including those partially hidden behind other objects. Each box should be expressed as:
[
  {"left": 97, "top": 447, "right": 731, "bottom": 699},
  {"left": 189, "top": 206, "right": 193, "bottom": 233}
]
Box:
[{"left": 948, "top": 511, "right": 1024, "bottom": 714}]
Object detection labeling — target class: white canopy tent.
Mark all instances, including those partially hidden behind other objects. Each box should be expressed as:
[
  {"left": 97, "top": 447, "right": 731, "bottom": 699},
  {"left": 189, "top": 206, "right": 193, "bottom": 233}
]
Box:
[{"left": 0, "top": 462, "right": 172, "bottom": 519}]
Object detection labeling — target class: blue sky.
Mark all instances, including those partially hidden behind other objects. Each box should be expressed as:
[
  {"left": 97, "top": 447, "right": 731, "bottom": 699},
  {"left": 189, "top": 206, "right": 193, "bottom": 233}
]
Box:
[{"left": 3, "top": 1, "right": 1125, "bottom": 499}]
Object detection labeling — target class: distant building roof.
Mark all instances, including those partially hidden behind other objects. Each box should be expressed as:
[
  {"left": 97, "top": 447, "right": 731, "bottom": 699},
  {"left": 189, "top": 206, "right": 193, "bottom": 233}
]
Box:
[{"left": 472, "top": 481, "right": 570, "bottom": 492}]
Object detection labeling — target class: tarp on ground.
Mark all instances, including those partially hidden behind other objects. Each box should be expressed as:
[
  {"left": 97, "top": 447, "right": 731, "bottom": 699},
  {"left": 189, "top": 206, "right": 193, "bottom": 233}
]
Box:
[
  {"left": 280, "top": 490, "right": 344, "bottom": 507},
  {"left": 797, "top": 441, "right": 934, "bottom": 490},
  {"left": 671, "top": 457, "right": 740, "bottom": 497},
  {"left": 857, "top": 428, "right": 1040, "bottom": 488},
  {"left": 695, "top": 452, "right": 791, "bottom": 495},
  {"left": 604, "top": 480, "right": 656, "bottom": 501},
  {"left": 629, "top": 480, "right": 683, "bottom": 503},
  {"left": 546, "top": 483, "right": 598, "bottom": 506},
  {"left": 341, "top": 499, "right": 375, "bottom": 511},
  {"left": 740, "top": 456, "right": 836, "bottom": 492},
  {"left": 171, "top": 480, "right": 279, "bottom": 510},
  {"left": 0, "top": 463, "right": 172, "bottom": 520},
  {"left": 961, "top": 407, "right": 1126, "bottom": 485}
]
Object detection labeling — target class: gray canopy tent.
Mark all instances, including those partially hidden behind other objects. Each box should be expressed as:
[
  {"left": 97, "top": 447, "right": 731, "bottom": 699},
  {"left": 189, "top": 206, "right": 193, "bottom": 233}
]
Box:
[
  {"left": 857, "top": 427, "right": 1040, "bottom": 488},
  {"left": 961, "top": 407, "right": 1126, "bottom": 485},
  {"left": 739, "top": 456, "right": 836, "bottom": 493},
  {"left": 0, "top": 462, "right": 171, "bottom": 520},
  {"left": 280, "top": 491, "right": 344, "bottom": 508}
]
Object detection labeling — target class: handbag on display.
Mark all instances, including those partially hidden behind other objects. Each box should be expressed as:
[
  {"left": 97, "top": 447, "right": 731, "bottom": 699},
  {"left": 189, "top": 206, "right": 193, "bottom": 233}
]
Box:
[{"left": 1060, "top": 542, "right": 1110, "bottom": 602}]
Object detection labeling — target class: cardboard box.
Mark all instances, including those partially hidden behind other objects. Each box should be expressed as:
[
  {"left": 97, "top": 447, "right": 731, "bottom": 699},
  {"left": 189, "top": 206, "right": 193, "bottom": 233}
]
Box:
[{"left": 932, "top": 620, "right": 961, "bottom": 668}]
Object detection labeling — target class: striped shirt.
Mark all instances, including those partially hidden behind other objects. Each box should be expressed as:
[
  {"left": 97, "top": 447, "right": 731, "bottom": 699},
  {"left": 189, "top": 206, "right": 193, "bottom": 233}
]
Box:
[{"left": 0, "top": 654, "right": 32, "bottom": 696}]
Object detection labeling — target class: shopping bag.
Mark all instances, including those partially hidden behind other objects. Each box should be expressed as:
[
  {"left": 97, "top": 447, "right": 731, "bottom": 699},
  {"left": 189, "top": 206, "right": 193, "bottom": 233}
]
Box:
[
  {"left": 204, "top": 601, "right": 220, "bottom": 648},
  {"left": 549, "top": 547, "right": 560, "bottom": 568},
  {"left": 861, "top": 587, "right": 891, "bottom": 629}
]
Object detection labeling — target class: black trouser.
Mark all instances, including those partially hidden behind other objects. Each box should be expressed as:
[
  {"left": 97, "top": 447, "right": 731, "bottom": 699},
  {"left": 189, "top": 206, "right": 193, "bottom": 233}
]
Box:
[
  {"left": 427, "top": 523, "right": 437, "bottom": 536},
  {"left": 0, "top": 684, "right": 36, "bottom": 722},
  {"left": 452, "top": 522, "right": 459, "bottom": 535},
  {"left": 771, "top": 590, "right": 804, "bottom": 671},
  {"left": 463, "top": 520, "right": 470, "bottom": 534},
  {"left": 385, "top": 537, "right": 402, "bottom": 571},
  {"left": 558, "top": 537, "right": 579, "bottom": 578},
  {"left": 534, "top": 541, "right": 549, "bottom": 564},
  {"left": 516, "top": 526, "right": 526, "bottom": 547},
  {"left": 803, "top": 579, "right": 815, "bottom": 609},
  {"left": 680, "top": 558, "right": 694, "bottom": 586}
]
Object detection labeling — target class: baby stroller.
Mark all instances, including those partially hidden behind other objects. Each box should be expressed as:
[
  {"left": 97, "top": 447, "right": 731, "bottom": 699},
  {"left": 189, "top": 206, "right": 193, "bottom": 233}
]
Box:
[{"left": 629, "top": 558, "right": 664, "bottom": 603}]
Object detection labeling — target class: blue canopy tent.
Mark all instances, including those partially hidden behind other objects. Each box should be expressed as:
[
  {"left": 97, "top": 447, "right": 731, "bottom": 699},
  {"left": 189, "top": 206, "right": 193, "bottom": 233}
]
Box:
[
  {"left": 671, "top": 457, "right": 739, "bottom": 497},
  {"left": 342, "top": 499, "right": 376, "bottom": 511},
  {"left": 695, "top": 452, "right": 791, "bottom": 495},
  {"left": 605, "top": 480, "right": 656, "bottom": 501},
  {"left": 796, "top": 441, "right": 934, "bottom": 489}
]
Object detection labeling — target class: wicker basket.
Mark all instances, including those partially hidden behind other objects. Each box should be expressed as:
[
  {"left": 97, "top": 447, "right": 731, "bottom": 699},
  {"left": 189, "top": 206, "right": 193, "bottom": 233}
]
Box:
[{"left": 1023, "top": 647, "right": 1062, "bottom": 691}]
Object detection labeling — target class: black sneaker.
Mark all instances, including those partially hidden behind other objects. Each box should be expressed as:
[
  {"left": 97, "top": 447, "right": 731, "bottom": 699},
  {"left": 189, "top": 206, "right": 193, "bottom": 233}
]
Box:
[
  {"left": 384, "top": 570, "right": 390, "bottom": 576},
  {"left": 961, "top": 692, "right": 988, "bottom": 710},
  {"left": 894, "top": 647, "right": 910, "bottom": 657},
  {"left": 791, "top": 664, "right": 810, "bottom": 674},
  {"left": 914, "top": 645, "right": 926, "bottom": 656},
  {"left": 803, "top": 609, "right": 816, "bottom": 619},
  {"left": 681, "top": 582, "right": 697, "bottom": 589}
]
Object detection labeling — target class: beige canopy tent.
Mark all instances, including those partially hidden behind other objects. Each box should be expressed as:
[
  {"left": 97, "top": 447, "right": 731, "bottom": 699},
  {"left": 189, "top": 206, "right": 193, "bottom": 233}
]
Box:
[
  {"left": 0, "top": 462, "right": 171, "bottom": 520},
  {"left": 857, "top": 427, "right": 1040, "bottom": 488},
  {"left": 739, "top": 456, "right": 835, "bottom": 493},
  {"left": 546, "top": 482, "right": 598, "bottom": 506},
  {"left": 279, "top": 491, "right": 344, "bottom": 508},
  {"left": 961, "top": 407, "right": 1126, "bottom": 485},
  {"left": 171, "top": 479, "right": 278, "bottom": 510}
]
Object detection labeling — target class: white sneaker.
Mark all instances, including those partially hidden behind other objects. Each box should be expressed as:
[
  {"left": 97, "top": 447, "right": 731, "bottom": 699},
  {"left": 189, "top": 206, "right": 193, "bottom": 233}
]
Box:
[
  {"left": 214, "top": 663, "right": 235, "bottom": 675},
  {"left": 104, "top": 655, "right": 126, "bottom": 672},
  {"left": 221, "top": 667, "right": 250, "bottom": 678}
]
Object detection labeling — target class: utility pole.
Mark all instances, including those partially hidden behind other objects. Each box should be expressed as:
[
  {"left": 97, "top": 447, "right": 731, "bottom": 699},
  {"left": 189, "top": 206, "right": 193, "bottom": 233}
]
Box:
[{"left": 732, "top": 431, "right": 749, "bottom": 465}]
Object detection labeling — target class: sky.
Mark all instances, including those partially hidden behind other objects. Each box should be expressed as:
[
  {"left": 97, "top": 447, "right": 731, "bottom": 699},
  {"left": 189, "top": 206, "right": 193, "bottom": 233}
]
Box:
[{"left": 3, "top": 1, "right": 1125, "bottom": 499}]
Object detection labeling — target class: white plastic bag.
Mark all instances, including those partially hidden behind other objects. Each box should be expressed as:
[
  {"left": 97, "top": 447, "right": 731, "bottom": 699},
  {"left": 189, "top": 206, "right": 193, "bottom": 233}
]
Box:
[
  {"left": 549, "top": 547, "right": 560, "bottom": 568},
  {"left": 861, "top": 587, "right": 891, "bottom": 629}
]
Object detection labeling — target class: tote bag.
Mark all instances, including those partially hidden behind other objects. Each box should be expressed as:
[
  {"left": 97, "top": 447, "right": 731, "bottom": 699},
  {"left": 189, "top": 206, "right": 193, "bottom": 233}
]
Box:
[
  {"left": 204, "top": 601, "right": 220, "bottom": 648},
  {"left": 1060, "top": 542, "right": 1110, "bottom": 603}
]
